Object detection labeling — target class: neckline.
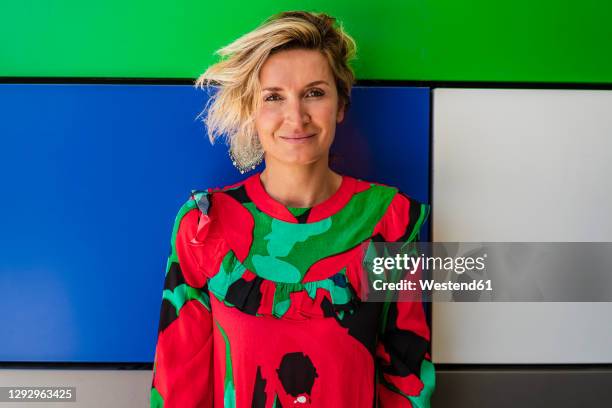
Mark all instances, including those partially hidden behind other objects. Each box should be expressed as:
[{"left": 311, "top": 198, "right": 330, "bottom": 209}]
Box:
[
  {"left": 243, "top": 171, "right": 357, "bottom": 223},
  {"left": 286, "top": 206, "right": 310, "bottom": 217}
]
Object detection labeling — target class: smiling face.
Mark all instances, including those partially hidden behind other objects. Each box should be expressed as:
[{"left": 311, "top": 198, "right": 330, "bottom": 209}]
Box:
[{"left": 254, "top": 48, "right": 345, "bottom": 167}]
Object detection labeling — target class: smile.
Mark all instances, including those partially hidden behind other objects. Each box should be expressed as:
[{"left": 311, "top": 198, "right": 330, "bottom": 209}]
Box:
[{"left": 278, "top": 133, "right": 316, "bottom": 143}]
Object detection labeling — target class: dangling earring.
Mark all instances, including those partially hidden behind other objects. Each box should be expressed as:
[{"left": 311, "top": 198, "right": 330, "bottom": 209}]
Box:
[
  {"left": 250, "top": 153, "right": 263, "bottom": 171},
  {"left": 229, "top": 149, "right": 263, "bottom": 174}
]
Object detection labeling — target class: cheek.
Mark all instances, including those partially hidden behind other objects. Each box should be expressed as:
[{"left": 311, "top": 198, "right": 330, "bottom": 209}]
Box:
[
  {"left": 255, "top": 108, "right": 282, "bottom": 136},
  {"left": 311, "top": 101, "right": 338, "bottom": 125}
]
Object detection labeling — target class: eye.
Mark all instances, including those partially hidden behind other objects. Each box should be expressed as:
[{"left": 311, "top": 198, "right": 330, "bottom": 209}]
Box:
[
  {"left": 264, "top": 93, "right": 282, "bottom": 102},
  {"left": 306, "top": 88, "right": 325, "bottom": 98}
]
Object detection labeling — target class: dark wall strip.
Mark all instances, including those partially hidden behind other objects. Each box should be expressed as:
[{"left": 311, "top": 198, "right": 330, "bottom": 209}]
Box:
[
  {"left": 2, "top": 77, "right": 612, "bottom": 90},
  {"left": 433, "top": 366, "right": 612, "bottom": 408}
]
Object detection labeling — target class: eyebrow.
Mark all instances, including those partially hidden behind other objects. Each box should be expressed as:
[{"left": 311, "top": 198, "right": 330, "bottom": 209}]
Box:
[{"left": 262, "top": 80, "right": 330, "bottom": 92}]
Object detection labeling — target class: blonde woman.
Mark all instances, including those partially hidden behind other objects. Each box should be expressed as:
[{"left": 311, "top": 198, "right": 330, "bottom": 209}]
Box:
[{"left": 150, "top": 10, "right": 434, "bottom": 408}]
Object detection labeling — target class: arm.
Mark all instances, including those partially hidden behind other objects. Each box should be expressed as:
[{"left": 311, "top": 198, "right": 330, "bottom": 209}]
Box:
[
  {"left": 151, "top": 193, "right": 214, "bottom": 407},
  {"left": 376, "top": 193, "right": 435, "bottom": 407}
]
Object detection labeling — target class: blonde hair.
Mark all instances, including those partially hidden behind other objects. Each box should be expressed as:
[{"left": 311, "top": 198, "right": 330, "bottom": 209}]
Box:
[{"left": 195, "top": 10, "right": 357, "bottom": 171}]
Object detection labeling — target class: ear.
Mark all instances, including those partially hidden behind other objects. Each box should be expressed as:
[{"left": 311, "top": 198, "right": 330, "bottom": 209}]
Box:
[{"left": 336, "top": 101, "right": 345, "bottom": 124}]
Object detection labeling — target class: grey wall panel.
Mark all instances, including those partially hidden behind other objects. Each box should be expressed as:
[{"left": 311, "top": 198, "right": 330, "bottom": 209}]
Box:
[
  {"left": 432, "top": 88, "right": 612, "bottom": 364},
  {"left": 0, "top": 369, "right": 151, "bottom": 407},
  {"left": 433, "top": 303, "right": 612, "bottom": 364}
]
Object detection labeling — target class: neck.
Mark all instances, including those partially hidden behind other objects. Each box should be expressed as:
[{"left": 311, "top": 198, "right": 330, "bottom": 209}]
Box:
[{"left": 259, "top": 157, "right": 342, "bottom": 208}]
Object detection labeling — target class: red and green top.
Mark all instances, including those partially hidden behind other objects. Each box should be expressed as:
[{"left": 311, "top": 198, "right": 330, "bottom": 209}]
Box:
[{"left": 150, "top": 172, "right": 434, "bottom": 408}]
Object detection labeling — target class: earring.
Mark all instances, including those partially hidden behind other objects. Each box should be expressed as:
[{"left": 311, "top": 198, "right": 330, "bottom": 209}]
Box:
[{"left": 229, "top": 149, "right": 263, "bottom": 174}]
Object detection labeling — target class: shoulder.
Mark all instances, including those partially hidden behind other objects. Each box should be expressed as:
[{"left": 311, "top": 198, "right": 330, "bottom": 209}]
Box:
[
  {"left": 174, "top": 177, "right": 249, "bottom": 221},
  {"left": 169, "top": 182, "right": 242, "bottom": 281},
  {"left": 358, "top": 178, "right": 430, "bottom": 242},
  {"left": 173, "top": 176, "right": 254, "bottom": 245},
  {"left": 171, "top": 177, "right": 247, "bottom": 241},
  {"left": 170, "top": 189, "right": 209, "bottom": 235},
  {"left": 352, "top": 176, "right": 428, "bottom": 213}
]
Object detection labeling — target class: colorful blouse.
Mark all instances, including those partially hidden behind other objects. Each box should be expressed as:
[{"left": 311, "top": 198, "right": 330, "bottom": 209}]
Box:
[{"left": 150, "top": 172, "right": 435, "bottom": 407}]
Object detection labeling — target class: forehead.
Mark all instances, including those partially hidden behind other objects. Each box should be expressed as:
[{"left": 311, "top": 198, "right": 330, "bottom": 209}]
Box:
[{"left": 259, "top": 48, "right": 333, "bottom": 87}]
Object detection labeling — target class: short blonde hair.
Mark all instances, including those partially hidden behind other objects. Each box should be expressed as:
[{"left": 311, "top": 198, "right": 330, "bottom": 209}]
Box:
[{"left": 195, "top": 10, "right": 357, "bottom": 171}]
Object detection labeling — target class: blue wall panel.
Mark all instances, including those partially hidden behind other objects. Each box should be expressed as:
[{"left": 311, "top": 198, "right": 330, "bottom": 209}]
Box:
[
  {"left": 0, "top": 84, "right": 430, "bottom": 362},
  {"left": 334, "top": 87, "right": 430, "bottom": 203}
]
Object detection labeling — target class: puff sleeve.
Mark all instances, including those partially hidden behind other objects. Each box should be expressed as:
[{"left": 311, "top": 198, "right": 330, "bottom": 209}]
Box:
[
  {"left": 150, "top": 192, "right": 214, "bottom": 407},
  {"left": 375, "top": 192, "right": 435, "bottom": 407}
]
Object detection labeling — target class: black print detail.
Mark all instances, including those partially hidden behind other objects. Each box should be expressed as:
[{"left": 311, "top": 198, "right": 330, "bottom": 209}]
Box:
[
  {"left": 321, "top": 296, "right": 383, "bottom": 357},
  {"left": 397, "top": 192, "right": 423, "bottom": 243},
  {"left": 164, "top": 262, "right": 186, "bottom": 291},
  {"left": 158, "top": 299, "right": 178, "bottom": 333},
  {"left": 295, "top": 208, "right": 311, "bottom": 223},
  {"left": 251, "top": 366, "right": 267, "bottom": 408},
  {"left": 379, "top": 301, "right": 429, "bottom": 379},
  {"left": 320, "top": 297, "right": 336, "bottom": 318},
  {"left": 224, "top": 185, "right": 252, "bottom": 204},
  {"left": 276, "top": 352, "right": 318, "bottom": 397},
  {"left": 370, "top": 233, "right": 386, "bottom": 243},
  {"left": 225, "top": 276, "right": 265, "bottom": 315}
]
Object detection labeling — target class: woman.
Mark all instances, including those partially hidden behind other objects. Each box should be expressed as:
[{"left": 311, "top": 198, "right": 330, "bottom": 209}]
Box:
[{"left": 150, "top": 10, "right": 434, "bottom": 408}]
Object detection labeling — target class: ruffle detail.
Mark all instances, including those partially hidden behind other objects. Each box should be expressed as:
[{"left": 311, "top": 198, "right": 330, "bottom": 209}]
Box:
[
  {"left": 206, "top": 252, "right": 361, "bottom": 321},
  {"left": 186, "top": 188, "right": 361, "bottom": 321}
]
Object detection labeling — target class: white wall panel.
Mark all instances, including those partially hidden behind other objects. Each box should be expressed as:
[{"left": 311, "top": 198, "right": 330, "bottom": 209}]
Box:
[{"left": 432, "top": 88, "right": 612, "bottom": 363}]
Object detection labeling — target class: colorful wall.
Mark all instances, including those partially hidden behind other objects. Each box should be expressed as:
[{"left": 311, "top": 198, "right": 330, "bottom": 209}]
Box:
[{"left": 1, "top": 1, "right": 611, "bottom": 406}]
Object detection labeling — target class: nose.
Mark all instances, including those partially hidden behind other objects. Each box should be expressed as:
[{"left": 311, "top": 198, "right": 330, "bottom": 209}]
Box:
[{"left": 283, "top": 96, "right": 310, "bottom": 133}]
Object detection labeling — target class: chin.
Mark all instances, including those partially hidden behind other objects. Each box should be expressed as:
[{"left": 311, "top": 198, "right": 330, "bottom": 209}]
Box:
[
  {"left": 266, "top": 150, "right": 319, "bottom": 166},
  {"left": 287, "top": 156, "right": 327, "bottom": 166}
]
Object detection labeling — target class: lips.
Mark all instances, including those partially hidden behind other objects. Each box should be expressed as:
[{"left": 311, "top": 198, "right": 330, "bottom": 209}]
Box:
[
  {"left": 278, "top": 133, "right": 316, "bottom": 144},
  {"left": 279, "top": 133, "right": 315, "bottom": 140}
]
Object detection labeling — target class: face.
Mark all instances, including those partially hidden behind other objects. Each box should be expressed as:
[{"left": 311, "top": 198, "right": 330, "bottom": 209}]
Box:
[{"left": 254, "top": 48, "right": 345, "bottom": 167}]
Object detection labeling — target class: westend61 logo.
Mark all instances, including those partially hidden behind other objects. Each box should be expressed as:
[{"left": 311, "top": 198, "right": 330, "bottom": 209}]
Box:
[
  {"left": 362, "top": 242, "right": 496, "bottom": 300},
  {"left": 367, "top": 250, "right": 491, "bottom": 294}
]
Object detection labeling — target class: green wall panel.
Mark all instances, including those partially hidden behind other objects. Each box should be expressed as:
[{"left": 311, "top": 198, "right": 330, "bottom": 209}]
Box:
[{"left": 1, "top": 0, "right": 611, "bottom": 82}]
